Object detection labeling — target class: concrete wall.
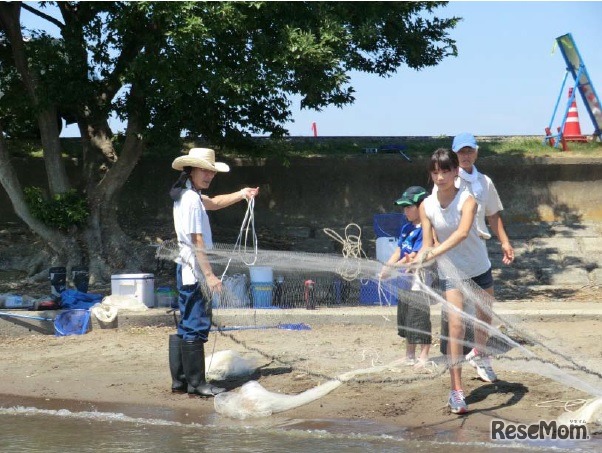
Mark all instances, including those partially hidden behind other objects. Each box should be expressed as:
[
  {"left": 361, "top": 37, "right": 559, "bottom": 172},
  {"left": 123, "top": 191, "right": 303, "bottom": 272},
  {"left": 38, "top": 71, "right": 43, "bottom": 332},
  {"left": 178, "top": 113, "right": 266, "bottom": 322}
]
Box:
[{"left": 2, "top": 155, "right": 602, "bottom": 240}]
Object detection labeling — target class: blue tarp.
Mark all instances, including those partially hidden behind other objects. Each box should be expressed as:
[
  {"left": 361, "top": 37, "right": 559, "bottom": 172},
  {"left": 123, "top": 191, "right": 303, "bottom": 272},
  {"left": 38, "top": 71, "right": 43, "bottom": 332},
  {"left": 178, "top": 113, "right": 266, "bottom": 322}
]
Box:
[{"left": 60, "top": 289, "right": 103, "bottom": 310}]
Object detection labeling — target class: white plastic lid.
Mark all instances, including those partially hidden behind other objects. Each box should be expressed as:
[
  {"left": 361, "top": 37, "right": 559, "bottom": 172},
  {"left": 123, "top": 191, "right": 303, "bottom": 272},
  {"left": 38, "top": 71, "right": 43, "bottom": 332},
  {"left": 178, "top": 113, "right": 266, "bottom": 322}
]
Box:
[{"left": 111, "top": 273, "right": 154, "bottom": 279}]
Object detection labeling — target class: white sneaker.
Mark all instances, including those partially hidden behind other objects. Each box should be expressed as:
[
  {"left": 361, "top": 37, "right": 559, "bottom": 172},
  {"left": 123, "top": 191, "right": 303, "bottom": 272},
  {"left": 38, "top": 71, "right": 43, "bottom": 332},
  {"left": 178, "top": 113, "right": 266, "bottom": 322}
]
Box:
[
  {"left": 466, "top": 348, "right": 498, "bottom": 383},
  {"left": 448, "top": 389, "right": 468, "bottom": 414}
]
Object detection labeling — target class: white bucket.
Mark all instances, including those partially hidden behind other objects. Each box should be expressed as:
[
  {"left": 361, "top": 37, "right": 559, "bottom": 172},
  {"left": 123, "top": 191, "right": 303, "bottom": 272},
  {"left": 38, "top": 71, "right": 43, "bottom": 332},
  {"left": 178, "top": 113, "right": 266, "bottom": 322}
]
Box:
[
  {"left": 376, "top": 237, "right": 397, "bottom": 263},
  {"left": 248, "top": 266, "right": 273, "bottom": 284}
]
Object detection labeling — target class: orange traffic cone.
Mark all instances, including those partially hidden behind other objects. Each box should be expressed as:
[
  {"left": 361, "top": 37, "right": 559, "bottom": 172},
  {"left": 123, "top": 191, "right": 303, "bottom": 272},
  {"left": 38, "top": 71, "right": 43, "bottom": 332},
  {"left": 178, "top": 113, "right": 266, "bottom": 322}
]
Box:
[{"left": 563, "top": 88, "right": 588, "bottom": 142}]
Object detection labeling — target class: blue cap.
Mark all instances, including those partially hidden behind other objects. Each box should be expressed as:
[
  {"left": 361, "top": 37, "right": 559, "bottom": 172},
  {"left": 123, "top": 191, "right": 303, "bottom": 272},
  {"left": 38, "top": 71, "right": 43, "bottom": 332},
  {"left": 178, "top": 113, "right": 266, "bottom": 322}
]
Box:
[{"left": 452, "top": 132, "right": 477, "bottom": 152}]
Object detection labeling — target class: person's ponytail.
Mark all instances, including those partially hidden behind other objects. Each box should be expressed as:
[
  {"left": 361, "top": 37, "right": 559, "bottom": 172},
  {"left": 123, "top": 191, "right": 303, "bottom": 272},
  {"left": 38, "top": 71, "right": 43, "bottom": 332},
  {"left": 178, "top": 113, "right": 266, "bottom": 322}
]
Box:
[{"left": 169, "top": 167, "right": 191, "bottom": 201}]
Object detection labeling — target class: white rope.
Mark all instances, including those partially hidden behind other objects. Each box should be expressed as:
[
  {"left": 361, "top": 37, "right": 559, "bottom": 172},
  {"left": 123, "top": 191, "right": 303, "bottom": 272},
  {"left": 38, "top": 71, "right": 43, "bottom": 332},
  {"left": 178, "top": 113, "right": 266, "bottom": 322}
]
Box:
[
  {"left": 212, "top": 196, "right": 258, "bottom": 374},
  {"left": 535, "top": 398, "right": 591, "bottom": 411},
  {"left": 323, "top": 223, "right": 368, "bottom": 281},
  {"left": 220, "top": 197, "right": 258, "bottom": 280}
]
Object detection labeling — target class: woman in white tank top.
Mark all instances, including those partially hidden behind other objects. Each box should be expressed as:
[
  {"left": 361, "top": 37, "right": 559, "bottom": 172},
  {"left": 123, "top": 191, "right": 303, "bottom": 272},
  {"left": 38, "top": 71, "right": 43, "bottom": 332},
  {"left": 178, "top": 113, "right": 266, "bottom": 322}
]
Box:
[{"left": 416, "top": 148, "right": 497, "bottom": 415}]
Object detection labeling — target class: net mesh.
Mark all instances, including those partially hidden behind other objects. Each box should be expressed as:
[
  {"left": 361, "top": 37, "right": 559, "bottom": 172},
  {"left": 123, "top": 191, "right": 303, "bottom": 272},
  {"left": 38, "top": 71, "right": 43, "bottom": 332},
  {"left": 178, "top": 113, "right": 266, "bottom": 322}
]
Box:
[
  {"left": 53, "top": 309, "right": 92, "bottom": 337},
  {"left": 155, "top": 227, "right": 602, "bottom": 421}
]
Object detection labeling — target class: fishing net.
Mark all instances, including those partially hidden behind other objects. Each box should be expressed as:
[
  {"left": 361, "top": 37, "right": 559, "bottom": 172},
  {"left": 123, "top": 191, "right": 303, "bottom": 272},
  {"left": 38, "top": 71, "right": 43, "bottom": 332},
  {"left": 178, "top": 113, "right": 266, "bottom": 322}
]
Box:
[
  {"left": 53, "top": 309, "right": 92, "bottom": 337},
  {"left": 0, "top": 309, "right": 92, "bottom": 337},
  {"left": 155, "top": 219, "right": 602, "bottom": 422}
]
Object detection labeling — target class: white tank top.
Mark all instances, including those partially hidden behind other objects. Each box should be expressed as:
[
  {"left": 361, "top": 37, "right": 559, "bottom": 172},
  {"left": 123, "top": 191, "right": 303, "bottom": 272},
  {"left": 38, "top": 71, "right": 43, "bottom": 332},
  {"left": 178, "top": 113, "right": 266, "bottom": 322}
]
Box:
[{"left": 423, "top": 189, "right": 491, "bottom": 280}]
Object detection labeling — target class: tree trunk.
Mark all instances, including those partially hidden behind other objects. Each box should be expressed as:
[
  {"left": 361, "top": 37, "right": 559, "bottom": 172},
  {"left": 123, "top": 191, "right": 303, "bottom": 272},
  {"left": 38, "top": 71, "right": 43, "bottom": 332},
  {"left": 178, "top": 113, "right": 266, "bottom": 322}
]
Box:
[
  {"left": 2, "top": 4, "right": 152, "bottom": 282},
  {"left": 0, "top": 124, "right": 81, "bottom": 266},
  {"left": 76, "top": 94, "right": 149, "bottom": 281},
  {"left": 0, "top": 3, "right": 70, "bottom": 196},
  {"left": 38, "top": 108, "right": 71, "bottom": 195}
]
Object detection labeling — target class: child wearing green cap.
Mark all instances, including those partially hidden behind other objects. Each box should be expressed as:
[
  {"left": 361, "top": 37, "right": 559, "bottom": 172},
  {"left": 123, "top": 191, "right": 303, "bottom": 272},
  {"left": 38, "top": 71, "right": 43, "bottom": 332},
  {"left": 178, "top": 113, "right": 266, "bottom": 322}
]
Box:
[{"left": 379, "top": 186, "right": 432, "bottom": 368}]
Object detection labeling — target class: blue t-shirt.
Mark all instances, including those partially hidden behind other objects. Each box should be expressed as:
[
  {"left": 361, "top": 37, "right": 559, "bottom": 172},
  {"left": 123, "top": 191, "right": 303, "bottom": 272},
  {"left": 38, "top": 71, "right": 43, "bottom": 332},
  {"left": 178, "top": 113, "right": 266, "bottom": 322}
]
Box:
[{"left": 397, "top": 223, "right": 423, "bottom": 259}]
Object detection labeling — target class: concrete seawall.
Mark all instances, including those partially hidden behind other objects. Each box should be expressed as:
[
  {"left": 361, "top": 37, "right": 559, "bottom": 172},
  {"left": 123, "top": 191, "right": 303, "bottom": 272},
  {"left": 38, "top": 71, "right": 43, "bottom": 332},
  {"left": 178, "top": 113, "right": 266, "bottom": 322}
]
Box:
[
  {"left": 3, "top": 154, "right": 601, "bottom": 233},
  {"left": 1, "top": 154, "right": 601, "bottom": 299},
  {"left": 119, "top": 154, "right": 602, "bottom": 228},
  {"left": 83, "top": 153, "right": 602, "bottom": 294}
]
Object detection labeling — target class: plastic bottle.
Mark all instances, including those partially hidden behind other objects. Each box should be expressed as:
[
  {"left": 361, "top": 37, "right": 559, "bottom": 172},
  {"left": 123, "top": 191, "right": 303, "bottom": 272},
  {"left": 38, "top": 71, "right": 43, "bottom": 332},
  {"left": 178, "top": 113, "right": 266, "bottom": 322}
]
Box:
[{"left": 4, "top": 294, "right": 35, "bottom": 309}]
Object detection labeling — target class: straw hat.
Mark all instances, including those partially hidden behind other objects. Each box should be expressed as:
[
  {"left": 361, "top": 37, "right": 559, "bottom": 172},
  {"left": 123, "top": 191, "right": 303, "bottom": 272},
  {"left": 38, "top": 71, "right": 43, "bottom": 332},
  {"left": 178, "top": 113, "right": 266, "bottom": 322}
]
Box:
[{"left": 172, "top": 148, "right": 230, "bottom": 172}]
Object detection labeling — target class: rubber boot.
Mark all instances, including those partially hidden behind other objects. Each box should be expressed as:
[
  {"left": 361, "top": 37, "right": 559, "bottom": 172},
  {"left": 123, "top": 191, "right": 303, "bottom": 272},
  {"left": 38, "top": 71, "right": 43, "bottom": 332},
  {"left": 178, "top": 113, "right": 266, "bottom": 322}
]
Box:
[
  {"left": 49, "top": 267, "right": 66, "bottom": 300},
  {"left": 169, "top": 335, "right": 187, "bottom": 393},
  {"left": 181, "top": 339, "right": 225, "bottom": 397}
]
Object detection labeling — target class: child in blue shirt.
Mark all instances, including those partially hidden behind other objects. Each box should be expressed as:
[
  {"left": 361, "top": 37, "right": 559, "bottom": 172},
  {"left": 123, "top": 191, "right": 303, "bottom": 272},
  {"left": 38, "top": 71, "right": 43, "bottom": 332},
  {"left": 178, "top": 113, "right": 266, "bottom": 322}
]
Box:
[{"left": 379, "top": 186, "right": 432, "bottom": 367}]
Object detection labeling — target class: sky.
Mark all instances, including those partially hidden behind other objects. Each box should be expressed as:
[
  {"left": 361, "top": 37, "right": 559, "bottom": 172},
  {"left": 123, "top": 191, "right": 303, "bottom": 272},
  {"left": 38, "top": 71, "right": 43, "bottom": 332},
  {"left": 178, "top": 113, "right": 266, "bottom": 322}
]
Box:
[
  {"left": 286, "top": 1, "right": 602, "bottom": 137},
  {"left": 20, "top": 1, "right": 602, "bottom": 138}
]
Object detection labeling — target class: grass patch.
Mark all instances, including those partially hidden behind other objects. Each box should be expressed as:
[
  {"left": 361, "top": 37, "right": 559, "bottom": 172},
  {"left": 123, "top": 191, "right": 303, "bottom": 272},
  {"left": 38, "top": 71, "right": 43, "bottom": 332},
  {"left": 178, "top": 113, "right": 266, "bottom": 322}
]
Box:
[
  {"left": 218, "top": 135, "right": 602, "bottom": 159},
  {"left": 5, "top": 135, "right": 602, "bottom": 161}
]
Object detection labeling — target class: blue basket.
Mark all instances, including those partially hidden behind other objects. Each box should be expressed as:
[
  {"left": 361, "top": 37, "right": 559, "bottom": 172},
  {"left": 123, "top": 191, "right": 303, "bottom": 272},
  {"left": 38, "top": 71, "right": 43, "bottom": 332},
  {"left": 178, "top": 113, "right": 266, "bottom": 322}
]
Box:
[
  {"left": 54, "top": 309, "right": 92, "bottom": 336},
  {"left": 373, "top": 213, "right": 407, "bottom": 238},
  {"left": 251, "top": 282, "right": 277, "bottom": 309},
  {"left": 359, "top": 277, "right": 412, "bottom": 306}
]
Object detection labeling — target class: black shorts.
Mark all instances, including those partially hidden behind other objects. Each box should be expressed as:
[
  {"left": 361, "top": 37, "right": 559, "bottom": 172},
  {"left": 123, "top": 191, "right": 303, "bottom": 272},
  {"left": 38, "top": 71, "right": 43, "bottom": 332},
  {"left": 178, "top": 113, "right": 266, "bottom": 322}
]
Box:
[{"left": 439, "top": 267, "right": 493, "bottom": 292}]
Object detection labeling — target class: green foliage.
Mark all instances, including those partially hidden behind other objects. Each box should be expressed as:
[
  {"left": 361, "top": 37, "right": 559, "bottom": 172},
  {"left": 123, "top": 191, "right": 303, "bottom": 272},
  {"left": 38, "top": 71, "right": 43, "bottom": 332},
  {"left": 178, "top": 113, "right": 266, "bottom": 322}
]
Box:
[
  {"left": 24, "top": 186, "right": 89, "bottom": 230},
  {"left": 1, "top": 1, "right": 459, "bottom": 150}
]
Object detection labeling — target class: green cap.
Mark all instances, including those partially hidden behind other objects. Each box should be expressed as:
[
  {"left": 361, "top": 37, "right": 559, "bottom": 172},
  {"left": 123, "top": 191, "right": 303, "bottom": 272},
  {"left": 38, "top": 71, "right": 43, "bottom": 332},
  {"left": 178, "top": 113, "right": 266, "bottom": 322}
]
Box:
[{"left": 394, "top": 186, "right": 427, "bottom": 206}]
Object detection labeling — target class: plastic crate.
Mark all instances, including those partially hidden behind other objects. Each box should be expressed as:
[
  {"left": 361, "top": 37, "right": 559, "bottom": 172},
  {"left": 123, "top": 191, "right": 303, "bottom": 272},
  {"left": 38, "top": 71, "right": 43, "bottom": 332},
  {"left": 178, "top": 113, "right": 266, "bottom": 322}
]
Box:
[
  {"left": 359, "top": 279, "right": 397, "bottom": 306},
  {"left": 373, "top": 213, "right": 407, "bottom": 239},
  {"left": 251, "top": 282, "right": 276, "bottom": 309},
  {"left": 359, "top": 276, "right": 413, "bottom": 306}
]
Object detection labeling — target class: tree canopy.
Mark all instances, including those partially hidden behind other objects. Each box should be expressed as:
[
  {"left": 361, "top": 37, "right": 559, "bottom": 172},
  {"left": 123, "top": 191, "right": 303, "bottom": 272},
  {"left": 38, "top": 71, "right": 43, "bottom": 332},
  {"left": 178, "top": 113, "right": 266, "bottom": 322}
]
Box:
[
  {"left": 2, "top": 1, "right": 458, "bottom": 143},
  {"left": 0, "top": 1, "right": 458, "bottom": 280}
]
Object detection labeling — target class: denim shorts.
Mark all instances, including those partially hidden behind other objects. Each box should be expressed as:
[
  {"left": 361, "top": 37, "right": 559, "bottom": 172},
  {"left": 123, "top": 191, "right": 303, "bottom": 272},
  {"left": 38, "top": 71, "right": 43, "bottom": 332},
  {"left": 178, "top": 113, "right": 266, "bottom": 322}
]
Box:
[{"left": 439, "top": 267, "right": 493, "bottom": 292}]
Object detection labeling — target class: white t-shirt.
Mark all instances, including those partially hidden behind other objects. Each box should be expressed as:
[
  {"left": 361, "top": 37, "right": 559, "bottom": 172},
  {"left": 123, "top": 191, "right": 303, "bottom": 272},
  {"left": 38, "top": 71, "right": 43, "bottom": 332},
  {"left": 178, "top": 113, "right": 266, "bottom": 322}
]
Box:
[
  {"left": 423, "top": 189, "right": 491, "bottom": 280},
  {"left": 433, "top": 172, "right": 503, "bottom": 240},
  {"left": 173, "top": 180, "right": 213, "bottom": 285},
  {"left": 458, "top": 172, "right": 503, "bottom": 240}
]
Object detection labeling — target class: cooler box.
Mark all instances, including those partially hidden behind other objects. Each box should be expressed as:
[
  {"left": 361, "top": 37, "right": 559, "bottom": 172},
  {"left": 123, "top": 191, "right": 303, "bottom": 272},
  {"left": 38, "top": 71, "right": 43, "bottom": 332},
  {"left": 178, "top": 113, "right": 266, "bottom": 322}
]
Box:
[{"left": 111, "top": 273, "right": 155, "bottom": 308}]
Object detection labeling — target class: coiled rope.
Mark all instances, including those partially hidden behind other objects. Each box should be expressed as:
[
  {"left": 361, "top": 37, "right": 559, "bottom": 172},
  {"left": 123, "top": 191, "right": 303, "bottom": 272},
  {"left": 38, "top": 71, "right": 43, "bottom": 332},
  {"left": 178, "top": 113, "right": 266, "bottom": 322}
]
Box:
[{"left": 323, "top": 223, "right": 368, "bottom": 281}]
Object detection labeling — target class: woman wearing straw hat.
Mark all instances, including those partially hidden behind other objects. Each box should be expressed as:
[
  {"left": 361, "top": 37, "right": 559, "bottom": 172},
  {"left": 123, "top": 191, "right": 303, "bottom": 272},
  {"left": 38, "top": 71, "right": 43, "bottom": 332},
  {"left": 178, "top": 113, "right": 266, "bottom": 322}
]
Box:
[{"left": 169, "top": 148, "right": 259, "bottom": 397}]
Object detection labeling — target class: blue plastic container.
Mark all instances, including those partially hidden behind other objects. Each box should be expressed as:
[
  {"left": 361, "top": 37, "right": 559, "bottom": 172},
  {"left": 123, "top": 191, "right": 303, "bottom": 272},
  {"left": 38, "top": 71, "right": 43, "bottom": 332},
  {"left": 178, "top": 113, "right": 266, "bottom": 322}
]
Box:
[
  {"left": 359, "top": 276, "right": 412, "bottom": 306},
  {"left": 373, "top": 213, "right": 407, "bottom": 238},
  {"left": 251, "top": 282, "right": 275, "bottom": 309}
]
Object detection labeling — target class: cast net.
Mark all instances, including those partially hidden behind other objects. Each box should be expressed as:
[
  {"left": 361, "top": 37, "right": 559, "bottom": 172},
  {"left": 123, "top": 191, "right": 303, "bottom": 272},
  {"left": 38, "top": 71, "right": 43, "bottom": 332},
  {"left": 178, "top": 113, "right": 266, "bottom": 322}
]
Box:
[
  {"left": 53, "top": 309, "right": 92, "bottom": 337},
  {"left": 155, "top": 219, "right": 602, "bottom": 423}
]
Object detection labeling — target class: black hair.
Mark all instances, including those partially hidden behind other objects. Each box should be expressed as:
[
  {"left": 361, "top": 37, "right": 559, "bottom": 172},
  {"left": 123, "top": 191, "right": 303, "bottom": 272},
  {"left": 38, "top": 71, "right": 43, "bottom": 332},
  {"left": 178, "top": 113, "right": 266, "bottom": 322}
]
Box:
[
  {"left": 169, "top": 166, "right": 192, "bottom": 201},
  {"left": 427, "top": 148, "right": 459, "bottom": 173}
]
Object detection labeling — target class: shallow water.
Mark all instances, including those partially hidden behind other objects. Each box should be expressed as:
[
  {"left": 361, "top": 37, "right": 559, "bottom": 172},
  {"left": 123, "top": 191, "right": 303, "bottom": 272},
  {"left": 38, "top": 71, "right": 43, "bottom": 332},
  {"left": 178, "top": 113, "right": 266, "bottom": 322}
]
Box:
[{"left": 1, "top": 403, "right": 599, "bottom": 453}]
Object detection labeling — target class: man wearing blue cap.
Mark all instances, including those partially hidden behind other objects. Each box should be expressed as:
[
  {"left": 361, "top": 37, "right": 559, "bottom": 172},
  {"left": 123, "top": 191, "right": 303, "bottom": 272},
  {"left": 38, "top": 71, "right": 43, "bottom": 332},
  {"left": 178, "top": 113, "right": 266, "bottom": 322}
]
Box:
[
  {"left": 451, "top": 133, "right": 514, "bottom": 263},
  {"left": 451, "top": 132, "right": 514, "bottom": 383}
]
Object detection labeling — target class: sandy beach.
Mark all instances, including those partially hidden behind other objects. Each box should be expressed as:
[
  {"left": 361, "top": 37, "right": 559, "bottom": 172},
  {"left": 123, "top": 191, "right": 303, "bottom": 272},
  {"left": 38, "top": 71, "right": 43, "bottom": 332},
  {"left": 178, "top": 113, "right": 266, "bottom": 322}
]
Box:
[{"left": 1, "top": 293, "right": 601, "bottom": 442}]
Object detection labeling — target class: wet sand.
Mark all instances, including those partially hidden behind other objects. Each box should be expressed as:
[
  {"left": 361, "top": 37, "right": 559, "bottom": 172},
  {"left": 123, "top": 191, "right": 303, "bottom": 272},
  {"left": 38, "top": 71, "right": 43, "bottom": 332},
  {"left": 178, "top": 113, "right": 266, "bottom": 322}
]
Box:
[{"left": 1, "top": 303, "right": 601, "bottom": 443}]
